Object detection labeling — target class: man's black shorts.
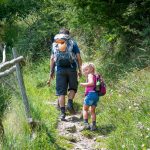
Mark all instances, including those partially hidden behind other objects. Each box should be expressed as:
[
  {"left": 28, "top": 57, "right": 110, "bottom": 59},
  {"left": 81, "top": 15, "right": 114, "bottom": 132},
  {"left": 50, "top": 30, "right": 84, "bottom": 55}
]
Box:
[{"left": 56, "top": 69, "right": 78, "bottom": 96}]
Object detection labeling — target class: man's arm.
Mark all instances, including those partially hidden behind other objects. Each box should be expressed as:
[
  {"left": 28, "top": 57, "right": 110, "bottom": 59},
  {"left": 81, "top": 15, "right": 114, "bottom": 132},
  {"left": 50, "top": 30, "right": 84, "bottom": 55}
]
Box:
[
  {"left": 50, "top": 54, "right": 55, "bottom": 79},
  {"left": 76, "top": 53, "right": 82, "bottom": 77},
  {"left": 72, "top": 41, "right": 82, "bottom": 77},
  {"left": 47, "top": 54, "right": 55, "bottom": 86}
]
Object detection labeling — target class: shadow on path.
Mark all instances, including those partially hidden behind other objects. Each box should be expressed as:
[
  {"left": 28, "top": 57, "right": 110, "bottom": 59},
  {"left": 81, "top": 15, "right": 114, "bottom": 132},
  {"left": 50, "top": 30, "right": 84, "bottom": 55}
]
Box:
[{"left": 96, "top": 124, "right": 116, "bottom": 135}]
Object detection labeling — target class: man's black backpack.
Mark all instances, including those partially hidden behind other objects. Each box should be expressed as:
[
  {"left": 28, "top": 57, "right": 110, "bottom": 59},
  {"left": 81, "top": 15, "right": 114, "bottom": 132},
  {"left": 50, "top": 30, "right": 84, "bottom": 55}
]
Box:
[{"left": 52, "top": 34, "right": 76, "bottom": 67}]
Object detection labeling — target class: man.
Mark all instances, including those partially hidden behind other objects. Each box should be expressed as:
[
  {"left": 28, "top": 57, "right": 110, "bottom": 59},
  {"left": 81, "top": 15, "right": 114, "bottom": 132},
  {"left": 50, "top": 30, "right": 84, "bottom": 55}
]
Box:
[{"left": 48, "top": 28, "right": 82, "bottom": 120}]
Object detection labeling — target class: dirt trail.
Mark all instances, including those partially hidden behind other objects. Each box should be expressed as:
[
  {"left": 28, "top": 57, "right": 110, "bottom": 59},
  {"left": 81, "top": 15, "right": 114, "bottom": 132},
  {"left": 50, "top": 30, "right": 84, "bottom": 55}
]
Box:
[
  {"left": 57, "top": 113, "right": 107, "bottom": 150},
  {"left": 45, "top": 101, "right": 107, "bottom": 149}
]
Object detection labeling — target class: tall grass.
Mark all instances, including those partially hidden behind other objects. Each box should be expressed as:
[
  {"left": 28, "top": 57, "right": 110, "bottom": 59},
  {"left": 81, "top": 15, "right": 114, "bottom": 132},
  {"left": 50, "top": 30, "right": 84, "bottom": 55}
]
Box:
[
  {"left": 2, "top": 59, "right": 73, "bottom": 149},
  {"left": 1, "top": 57, "right": 150, "bottom": 149},
  {"left": 96, "top": 67, "right": 150, "bottom": 149}
]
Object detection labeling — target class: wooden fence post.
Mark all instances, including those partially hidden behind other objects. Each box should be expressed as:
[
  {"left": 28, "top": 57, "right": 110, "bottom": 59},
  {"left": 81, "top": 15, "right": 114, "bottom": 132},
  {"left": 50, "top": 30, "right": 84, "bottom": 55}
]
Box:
[{"left": 12, "top": 48, "right": 32, "bottom": 120}]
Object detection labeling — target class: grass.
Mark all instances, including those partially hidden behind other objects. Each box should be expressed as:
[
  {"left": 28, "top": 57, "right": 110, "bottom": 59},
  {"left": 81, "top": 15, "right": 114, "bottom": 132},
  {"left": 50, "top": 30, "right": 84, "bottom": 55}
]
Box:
[
  {"left": 96, "top": 67, "right": 150, "bottom": 149},
  {"left": 1, "top": 58, "right": 150, "bottom": 149},
  {"left": 1, "top": 59, "right": 69, "bottom": 149}
]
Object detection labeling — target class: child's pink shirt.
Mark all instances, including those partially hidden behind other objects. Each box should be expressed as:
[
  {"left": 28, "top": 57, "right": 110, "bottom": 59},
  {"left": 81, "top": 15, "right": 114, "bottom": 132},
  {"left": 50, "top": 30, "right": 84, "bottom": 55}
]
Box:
[{"left": 85, "top": 74, "right": 96, "bottom": 96}]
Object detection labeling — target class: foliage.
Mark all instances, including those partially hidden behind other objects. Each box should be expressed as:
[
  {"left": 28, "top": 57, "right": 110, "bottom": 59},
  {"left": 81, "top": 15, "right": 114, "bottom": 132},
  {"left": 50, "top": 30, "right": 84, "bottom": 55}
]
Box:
[
  {"left": 1, "top": 0, "right": 150, "bottom": 67},
  {"left": 0, "top": 84, "right": 10, "bottom": 119},
  {"left": 96, "top": 67, "right": 150, "bottom": 149},
  {"left": 0, "top": 0, "right": 42, "bottom": 20}
]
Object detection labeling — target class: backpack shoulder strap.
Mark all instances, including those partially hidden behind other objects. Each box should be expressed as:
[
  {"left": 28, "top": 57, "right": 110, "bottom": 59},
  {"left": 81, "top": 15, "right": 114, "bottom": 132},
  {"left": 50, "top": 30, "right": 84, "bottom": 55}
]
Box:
[
  {"left": 67, "top": 39, "right": 76, "bottom": 61},
  {"left": 95, "top": 74, "right": 101, "bottom": 79},
  {"left": 67, "top": 39, "right": 74, "bottom": 52}
]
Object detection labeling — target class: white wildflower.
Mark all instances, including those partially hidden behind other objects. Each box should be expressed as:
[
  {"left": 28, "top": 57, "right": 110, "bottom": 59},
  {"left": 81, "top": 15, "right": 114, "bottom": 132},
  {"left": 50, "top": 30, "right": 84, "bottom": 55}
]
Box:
[
  {"left": 137, "top": 122, "right": 144, "bottom": 129},
  {"left": 118, "top": 108, "right": 121, "bottom": 111},
  {"left": 129, "top": 106, "right": 132, "bottom": 109},
  {"left": 122, "top": 145, "right": 125, "bottom": 148},
  {"left": 134, "top": 103, "right": 139, "bottom": 106},
  {"left": 119, "top": 94, "right": 122, "bottom": 97},
  {"left": 141, "top": 144, "right": 145, "bottom": 147},
  {"left": 135, "top": 107, "right": 139, "bottom": 110},
  {"left": 8, "top": 106, "right": 11, "bottom": 110}
]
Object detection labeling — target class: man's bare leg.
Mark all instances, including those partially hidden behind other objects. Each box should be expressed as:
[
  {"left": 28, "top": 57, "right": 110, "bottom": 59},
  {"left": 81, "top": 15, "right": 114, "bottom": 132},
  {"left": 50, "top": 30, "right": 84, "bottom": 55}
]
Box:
[
  {"left": 59, "top": 95, "right": 66, "bottom": 120},
  {"left": 68, "top": 90, "right": 75, "bottom": 100},
  {"left": 59, "top": 95, "right": 65, "bottom": 107}
]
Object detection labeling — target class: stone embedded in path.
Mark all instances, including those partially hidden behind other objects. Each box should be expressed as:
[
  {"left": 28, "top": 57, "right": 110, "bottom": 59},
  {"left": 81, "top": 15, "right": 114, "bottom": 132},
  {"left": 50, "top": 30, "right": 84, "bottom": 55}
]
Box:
[
  {"left": 66, "top": 124, "right": 77, "bottom": 133},
  {"left": 66, "top": 115, "right": 81, "bottom": 122}
]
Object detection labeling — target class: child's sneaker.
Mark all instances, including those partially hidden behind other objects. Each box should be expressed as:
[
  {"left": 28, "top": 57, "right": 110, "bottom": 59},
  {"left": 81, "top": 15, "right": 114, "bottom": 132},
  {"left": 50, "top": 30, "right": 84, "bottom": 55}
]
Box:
[
  {"left": 90, "top": 124, "right": 97, "bottom": 131},
  {"left": 80, "top": 123, "right": 90, "bottom": 131}
]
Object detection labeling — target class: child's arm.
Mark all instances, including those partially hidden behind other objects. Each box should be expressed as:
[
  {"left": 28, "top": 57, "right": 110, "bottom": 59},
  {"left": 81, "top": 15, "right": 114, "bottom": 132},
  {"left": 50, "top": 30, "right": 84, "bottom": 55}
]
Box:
[{"left": 80, "top": 74, "right": 94, "bottom": 87}]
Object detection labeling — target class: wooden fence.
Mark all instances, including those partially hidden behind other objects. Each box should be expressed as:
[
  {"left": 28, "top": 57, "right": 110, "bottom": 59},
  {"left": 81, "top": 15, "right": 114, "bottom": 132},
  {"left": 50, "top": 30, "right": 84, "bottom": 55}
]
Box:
[{"left": 0, "top": 46, "right": 32, "bottom": 121}]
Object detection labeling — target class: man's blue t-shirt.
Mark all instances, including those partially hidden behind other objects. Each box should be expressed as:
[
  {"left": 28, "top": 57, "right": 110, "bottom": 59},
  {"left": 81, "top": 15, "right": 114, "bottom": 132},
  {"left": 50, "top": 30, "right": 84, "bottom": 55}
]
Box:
[{"left": 52, "top": 41, "right": 80, "bottom": 72}]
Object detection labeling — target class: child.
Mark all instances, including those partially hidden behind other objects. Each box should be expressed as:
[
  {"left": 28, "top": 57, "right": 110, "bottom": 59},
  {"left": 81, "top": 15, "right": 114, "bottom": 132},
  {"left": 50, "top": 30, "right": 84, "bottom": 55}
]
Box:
[{"left": 80, "top": 62, "right": 100, "bottom": 131}]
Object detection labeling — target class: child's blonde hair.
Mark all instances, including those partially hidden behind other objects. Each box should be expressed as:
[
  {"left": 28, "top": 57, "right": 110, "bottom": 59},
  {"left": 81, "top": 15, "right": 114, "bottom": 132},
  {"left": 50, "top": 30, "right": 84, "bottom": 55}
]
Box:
[{"left": 82, "top": 62, "right": 96, "bottom": 73}]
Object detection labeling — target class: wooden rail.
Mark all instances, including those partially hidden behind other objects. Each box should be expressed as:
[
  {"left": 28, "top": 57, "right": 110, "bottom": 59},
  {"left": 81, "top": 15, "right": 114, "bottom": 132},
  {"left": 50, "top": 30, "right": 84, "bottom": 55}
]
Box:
[
  {"left": 0, "top": 47, "right": 32, "bottom": 121},
  {"left": 0, "top": 66, "right": 16, "bottom": 77},
  {"left": 0, "top": 56, "right": 23, "bottom": 70}
]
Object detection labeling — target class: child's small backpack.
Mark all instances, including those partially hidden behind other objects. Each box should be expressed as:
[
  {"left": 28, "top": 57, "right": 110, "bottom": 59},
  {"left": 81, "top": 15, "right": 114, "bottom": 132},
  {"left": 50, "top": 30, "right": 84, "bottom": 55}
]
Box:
[{"left": 94, "top": 74, "right": 106, "bottom": 96}]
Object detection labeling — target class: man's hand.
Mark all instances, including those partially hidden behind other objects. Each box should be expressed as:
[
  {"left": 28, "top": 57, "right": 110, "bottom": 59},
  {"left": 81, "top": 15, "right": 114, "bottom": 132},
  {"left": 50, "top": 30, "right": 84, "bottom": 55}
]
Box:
[
  {"left": 78, "top": 69, "right": 82, "bottom": 78},
  {"left": 50, "top": 72, "right": 55, "bottom": 79},
  {"left": 47, "top": 72, "right": 55, "bottom": 86},
  {"left": 76, "top": 53, "right": 82, "bottom": 78},
  {"left": 47, "top": 79, "right": 51, "bottom": 87}
]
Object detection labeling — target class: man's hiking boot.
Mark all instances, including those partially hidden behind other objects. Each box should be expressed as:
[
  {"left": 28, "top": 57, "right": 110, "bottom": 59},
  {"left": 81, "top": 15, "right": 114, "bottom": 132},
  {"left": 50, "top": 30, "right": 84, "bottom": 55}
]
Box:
[
  {"left": 60, "top": 112, "right": 66, "bottom": 121},
  {"left": 67, "top": 105, "right": 75, "bottom": 114},
  {"left": 67, "top": 101, "right": 75, "bottom": 114},
  {"left": 90, "top": 124, "right": 97, "bottom": 131}
]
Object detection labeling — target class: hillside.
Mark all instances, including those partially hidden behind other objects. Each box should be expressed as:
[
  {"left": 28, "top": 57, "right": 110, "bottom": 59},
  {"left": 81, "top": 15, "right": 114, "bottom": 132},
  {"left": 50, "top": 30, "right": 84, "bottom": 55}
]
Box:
[
  {"left": 0, "top": 0, "right": 150, "bottom": 149},
  {"left": 1, "top": 60, "right": 149, "bottom": 149}
]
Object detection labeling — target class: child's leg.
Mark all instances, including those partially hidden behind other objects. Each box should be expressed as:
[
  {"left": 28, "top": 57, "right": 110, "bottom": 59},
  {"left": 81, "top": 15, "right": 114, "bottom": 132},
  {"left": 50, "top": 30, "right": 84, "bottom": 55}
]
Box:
[
  {"left": 83, "top": 104, "right": 89, "bottom": 123},
  {"left": 80, "top": 104, "right": 90, "bottom": 130}
]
